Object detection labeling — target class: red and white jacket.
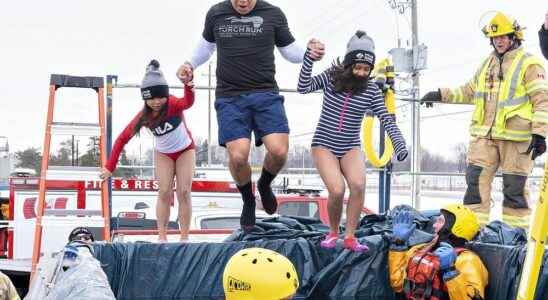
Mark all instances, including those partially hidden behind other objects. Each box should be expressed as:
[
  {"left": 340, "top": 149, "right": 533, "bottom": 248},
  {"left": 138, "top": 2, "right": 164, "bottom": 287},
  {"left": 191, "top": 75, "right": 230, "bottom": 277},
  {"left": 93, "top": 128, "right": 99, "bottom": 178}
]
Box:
[{"left": 106, "top": 86, "right": 195, "bottom": 172}]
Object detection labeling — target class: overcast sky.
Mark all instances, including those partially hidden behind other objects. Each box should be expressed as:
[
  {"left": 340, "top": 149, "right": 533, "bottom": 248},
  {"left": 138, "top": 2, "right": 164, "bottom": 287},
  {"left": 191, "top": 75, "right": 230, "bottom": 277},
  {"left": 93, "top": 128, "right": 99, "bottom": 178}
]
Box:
[{"left": 1, "top": 0, "right": 547, "bottom": 160}]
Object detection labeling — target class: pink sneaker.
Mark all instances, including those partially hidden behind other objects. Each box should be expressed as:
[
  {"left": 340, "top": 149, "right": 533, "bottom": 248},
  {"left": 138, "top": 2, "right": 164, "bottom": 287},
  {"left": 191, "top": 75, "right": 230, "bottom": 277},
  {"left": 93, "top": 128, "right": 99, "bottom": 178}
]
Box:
[
  {"left": 343, "top": 237, "right": 369, "bottom": 253},
  {"left": 320, "top": 232, "right": 339, "bottom": 249}
]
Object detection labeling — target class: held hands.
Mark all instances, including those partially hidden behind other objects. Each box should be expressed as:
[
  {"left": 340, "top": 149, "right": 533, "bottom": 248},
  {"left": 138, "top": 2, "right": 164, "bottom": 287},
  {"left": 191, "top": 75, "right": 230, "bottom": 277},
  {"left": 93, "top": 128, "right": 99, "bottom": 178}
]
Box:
[
  {"left": 526, "top": 134, "right": 546, "bottom": 160},
  {"left": 307, "top": 38, "right": 325, "bottom": 61},
  {"left": 185, "top": 80, "right": 195, "bottom": 92},
  {"left": 176, "top": 62, "right": 194, "bottom": 84},
  {"left": 99, "top": 168, "right": 112, "bottom": 180},
  {"left": 544, "top": 11, "right": 548, "bottom": 30}
]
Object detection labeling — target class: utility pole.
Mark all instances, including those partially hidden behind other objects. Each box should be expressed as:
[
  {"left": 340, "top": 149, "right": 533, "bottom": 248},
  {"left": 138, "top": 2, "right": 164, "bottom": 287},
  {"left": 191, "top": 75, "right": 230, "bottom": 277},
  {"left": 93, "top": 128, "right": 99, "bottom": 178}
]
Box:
[
  {"left": 410, "top": 0, "right": 422, "bottom": 209},
  {"left": 0, "top": 137, "right": 9, "bottom": 180},
  {"left": 71, "top": 135, "right": 75, "bottom": 166},
  {"left": 387, "top": 0, "right": 423, "bottom": 209}
]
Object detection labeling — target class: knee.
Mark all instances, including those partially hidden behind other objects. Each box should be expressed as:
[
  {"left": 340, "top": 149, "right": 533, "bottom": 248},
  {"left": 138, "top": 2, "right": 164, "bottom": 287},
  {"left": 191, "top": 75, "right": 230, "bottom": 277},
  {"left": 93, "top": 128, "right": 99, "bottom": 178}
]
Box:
[
  {"left": 228, "top": 151, "right": 248, "bottom": 168},
  {"left": 464, "top": 164, "right": 482, "bottom": 205},
  {"left": 502, "top": 174, "right": 527, "bottom": 195},
  {"left": 158, "top": 189, "right": 173, "bottom": 201},
  {"left": 465, "top": 164, "right": 482, "bottom": 185},
  {"left": 177, "top": 189, "right": 191, "bottom": 203},
  {"left": 269, "top": 145, "right": 288, "bottom": 161},
  {"left": 502, "top": 174, "right": 528, "bottom": 209},
  {"left": 328, "top": 185, "right": 345, "bottom": 200},
  {"left": 348, "top": 182, "right": 365, "bottom": 195}
]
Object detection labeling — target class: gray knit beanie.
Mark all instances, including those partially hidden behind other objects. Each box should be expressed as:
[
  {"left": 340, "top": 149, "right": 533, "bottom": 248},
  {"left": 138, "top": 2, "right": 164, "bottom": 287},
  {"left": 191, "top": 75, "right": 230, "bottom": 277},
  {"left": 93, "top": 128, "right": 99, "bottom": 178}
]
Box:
[
  {"left": 141, "top": 59, "right": 169, "bottom": 100},
  {"left": 343, "top": 30, "right": 375, "bottom": 67}
]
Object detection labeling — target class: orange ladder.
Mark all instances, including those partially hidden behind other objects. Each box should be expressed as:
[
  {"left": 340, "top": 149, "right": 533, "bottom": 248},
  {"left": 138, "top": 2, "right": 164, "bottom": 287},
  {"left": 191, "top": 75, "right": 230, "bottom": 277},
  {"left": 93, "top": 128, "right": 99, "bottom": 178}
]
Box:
[{"left": 30, "top": 74, "right": 111, "bottom": 279}]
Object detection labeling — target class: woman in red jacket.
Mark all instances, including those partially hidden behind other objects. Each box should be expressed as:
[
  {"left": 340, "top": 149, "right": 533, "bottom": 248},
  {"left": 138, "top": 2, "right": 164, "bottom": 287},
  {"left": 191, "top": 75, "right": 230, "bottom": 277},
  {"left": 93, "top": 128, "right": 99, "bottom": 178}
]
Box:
[{"left": 101, "top": 60, "right": 195, "bottom": 242}]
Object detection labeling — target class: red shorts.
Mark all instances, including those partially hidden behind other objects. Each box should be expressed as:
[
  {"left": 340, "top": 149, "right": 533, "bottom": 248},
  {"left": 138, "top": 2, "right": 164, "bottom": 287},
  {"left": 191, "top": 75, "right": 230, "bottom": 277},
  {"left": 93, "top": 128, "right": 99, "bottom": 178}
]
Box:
[{"left": 161, "top": 142, "right": 195, "bottom": 162}]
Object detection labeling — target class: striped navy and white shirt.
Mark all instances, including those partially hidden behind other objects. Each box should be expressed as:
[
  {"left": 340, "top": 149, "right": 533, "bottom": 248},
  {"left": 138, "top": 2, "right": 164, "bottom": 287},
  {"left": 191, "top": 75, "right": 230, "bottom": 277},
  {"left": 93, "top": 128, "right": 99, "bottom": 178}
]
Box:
[{"left": 298, "top": 51, "right": 407, "bottom": 159}]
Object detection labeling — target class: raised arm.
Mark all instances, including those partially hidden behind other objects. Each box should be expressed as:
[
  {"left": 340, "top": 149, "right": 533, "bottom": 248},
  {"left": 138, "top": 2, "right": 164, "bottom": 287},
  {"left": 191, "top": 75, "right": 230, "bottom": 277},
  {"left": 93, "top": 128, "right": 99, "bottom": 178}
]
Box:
[
  {"left": 297, "top": 50, "right": 330, "bottom": 94},
  {"left": 177, "top": 8, "right": 217, "bottom": 83},
  {"left": 275, "top": 6, "right": 324, "bottom": 64},
  {"left": 189, "top": 37, "right": 216, "bottom": 70},
  {"left": 172, "top": 84, "right": 196, "bottom": 111},
  {"left": 277, "top": 41, "right": 306, "bottom": 63}
]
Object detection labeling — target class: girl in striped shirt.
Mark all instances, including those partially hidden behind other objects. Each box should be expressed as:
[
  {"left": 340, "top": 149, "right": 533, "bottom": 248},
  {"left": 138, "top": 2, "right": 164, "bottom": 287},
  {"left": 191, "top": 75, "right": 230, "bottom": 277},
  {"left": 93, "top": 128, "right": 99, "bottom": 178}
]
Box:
[{"left": 298, "top": 31, "right": 408, "bottom": 252}]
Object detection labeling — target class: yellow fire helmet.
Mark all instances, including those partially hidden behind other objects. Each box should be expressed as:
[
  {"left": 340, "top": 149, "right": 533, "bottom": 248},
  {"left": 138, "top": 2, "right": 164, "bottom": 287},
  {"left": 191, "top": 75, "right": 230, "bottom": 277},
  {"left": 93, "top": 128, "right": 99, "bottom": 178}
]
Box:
[
  {"left": 375, "top": 58, "right": 395, "bottom": 80},
  {"left": 373, "top": 58, "right": 395, "bottom": 89},
  {"left": 223, "top": 247, "right": 299, "bottom": 300},
  {"left": 441, "top": 204, "right": 481, "bottom": 241},
  {"left": 482, "top": 11, "right": 524, "bottom": 40}
]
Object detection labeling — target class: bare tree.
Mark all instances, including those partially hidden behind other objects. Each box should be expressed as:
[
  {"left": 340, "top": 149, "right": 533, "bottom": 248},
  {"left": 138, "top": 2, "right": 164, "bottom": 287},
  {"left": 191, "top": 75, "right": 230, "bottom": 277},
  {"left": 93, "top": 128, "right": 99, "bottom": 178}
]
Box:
[
  {"left": 79, "top": 137, "right": 100, "bottom": 167},
  {"left": 49, "top": 139, "right": 72, "bottom": 166},
  {"left": 453, "top": 143, "right": 468, "bottom": 172}
]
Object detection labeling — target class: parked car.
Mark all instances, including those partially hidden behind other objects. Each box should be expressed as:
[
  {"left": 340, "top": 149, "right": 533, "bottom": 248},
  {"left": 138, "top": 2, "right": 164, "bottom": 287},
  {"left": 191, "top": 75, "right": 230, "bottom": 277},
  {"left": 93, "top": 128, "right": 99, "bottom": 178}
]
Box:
[{"left": 278, "top": 195, "right": 372, "bottom": 223}]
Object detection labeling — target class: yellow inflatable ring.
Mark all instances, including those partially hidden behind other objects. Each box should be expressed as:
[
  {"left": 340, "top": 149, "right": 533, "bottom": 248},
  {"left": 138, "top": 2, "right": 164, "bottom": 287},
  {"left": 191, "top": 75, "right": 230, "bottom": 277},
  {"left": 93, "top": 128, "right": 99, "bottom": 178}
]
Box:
[{"left": 362, "top": 88, "right": 396, "bottom": 167}]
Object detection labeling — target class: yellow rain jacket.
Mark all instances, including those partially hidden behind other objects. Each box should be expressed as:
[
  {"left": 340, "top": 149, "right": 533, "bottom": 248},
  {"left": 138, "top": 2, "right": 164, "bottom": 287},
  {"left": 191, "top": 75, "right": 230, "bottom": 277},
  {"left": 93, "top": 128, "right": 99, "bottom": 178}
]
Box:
[
  {"left": 389, "top": 243, "right": 488, "bottom": 300},
  {"left": 440, "top": 47, "right": 548, "bottom": 141}
]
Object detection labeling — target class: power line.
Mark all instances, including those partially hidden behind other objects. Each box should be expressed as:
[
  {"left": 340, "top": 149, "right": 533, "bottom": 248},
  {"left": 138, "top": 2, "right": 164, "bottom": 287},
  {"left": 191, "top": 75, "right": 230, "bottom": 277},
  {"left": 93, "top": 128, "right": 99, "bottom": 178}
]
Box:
[
  {"left": 298, "top": 1, "right": 353, "bottom": 35},
  {"left": 290, "top": 131, "right": 314, "bottom": 138},
  {"left": 303, "top": 0, "right": 361, "bottom": 37},
  {"left": 321, "top": 8, "right": 373, "bottom": 39},
  {"left": 420, "top": 109, "right": 474, "bottom": 120}
]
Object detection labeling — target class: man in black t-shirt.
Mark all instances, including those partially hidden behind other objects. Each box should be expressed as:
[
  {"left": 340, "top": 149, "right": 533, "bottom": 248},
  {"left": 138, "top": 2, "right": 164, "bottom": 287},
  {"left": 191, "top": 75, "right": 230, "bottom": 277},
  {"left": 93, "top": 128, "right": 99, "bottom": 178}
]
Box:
[{"left": 177, "top": 0, "right": 324, "bottom": 232}]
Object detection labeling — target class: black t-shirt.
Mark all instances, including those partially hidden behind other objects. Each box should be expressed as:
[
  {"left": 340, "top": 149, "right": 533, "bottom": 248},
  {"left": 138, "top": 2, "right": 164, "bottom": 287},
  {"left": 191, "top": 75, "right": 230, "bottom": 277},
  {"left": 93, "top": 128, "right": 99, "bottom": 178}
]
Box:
[{"left": 203, "top": 0, "right": 295, "bottom": 97}]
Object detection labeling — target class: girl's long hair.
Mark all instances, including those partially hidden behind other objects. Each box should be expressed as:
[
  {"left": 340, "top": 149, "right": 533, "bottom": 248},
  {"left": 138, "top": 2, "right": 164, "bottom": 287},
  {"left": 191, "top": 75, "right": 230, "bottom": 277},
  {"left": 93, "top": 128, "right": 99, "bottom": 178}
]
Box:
[
  {"left": 133, "top": 102, "right": 168, "bottom": 135},
  {"left": 328, "top": 58, "right": 369, "bottom": 94}
]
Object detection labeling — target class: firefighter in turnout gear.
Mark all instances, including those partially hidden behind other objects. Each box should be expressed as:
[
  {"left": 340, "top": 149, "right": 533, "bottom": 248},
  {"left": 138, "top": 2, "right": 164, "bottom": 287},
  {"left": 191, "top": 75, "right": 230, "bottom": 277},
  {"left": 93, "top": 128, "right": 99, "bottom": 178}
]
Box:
[
  {"left": 389, "top": 205, "right": 488, "bottom": 300},
  {"left": 421, "top": 12, "right": 548, "bottom": 229}
]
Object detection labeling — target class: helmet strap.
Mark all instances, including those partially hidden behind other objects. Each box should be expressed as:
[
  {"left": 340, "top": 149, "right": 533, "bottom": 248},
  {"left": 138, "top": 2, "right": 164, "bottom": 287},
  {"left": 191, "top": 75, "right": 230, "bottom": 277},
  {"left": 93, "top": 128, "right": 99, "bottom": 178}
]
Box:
[{"left": 491, "top": 34, "right": 518, "bottom": 58}]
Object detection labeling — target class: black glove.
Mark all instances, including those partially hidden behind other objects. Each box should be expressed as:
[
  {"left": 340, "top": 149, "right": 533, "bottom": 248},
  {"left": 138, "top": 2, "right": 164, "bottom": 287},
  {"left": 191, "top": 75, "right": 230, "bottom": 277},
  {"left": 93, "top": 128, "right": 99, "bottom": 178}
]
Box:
[
  {"left": 374, "top": 77, "right": 387, "bottom": 92},
  {"left": 420, "top": 90, "right": 442, "bottom": 108},
  {"left": 526, "top": 134, "right": 546, "bottom": 160}
]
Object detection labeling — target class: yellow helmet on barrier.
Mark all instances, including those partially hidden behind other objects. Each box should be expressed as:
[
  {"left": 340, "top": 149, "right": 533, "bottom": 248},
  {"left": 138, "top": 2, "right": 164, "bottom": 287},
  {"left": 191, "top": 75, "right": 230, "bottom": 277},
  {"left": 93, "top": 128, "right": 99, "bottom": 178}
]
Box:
[
  {"left": 372, "top": 58, "right": 395, "bottom": 91},
  {"left": 223, "top": 247, "right": 299, "bottom": 300},
  {"left": 441, "top": 204, "right": 480, "bottom": 241},
  {"left": 373, "top": 58, "right": 395, "bottom": 79},
  {"left": 482, "top": 12, "right": 524, "bottom": 40}
]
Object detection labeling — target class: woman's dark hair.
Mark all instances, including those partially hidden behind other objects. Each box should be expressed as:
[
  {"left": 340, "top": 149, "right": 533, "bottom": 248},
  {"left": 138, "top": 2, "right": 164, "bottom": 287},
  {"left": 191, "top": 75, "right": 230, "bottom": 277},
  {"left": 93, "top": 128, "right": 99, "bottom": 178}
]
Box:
[
  {"left": 133, "top": 101, "right": 168, "bottom": 135},
  {"left": 329, "top": 58, "right": 370, "bottom": 94}
]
